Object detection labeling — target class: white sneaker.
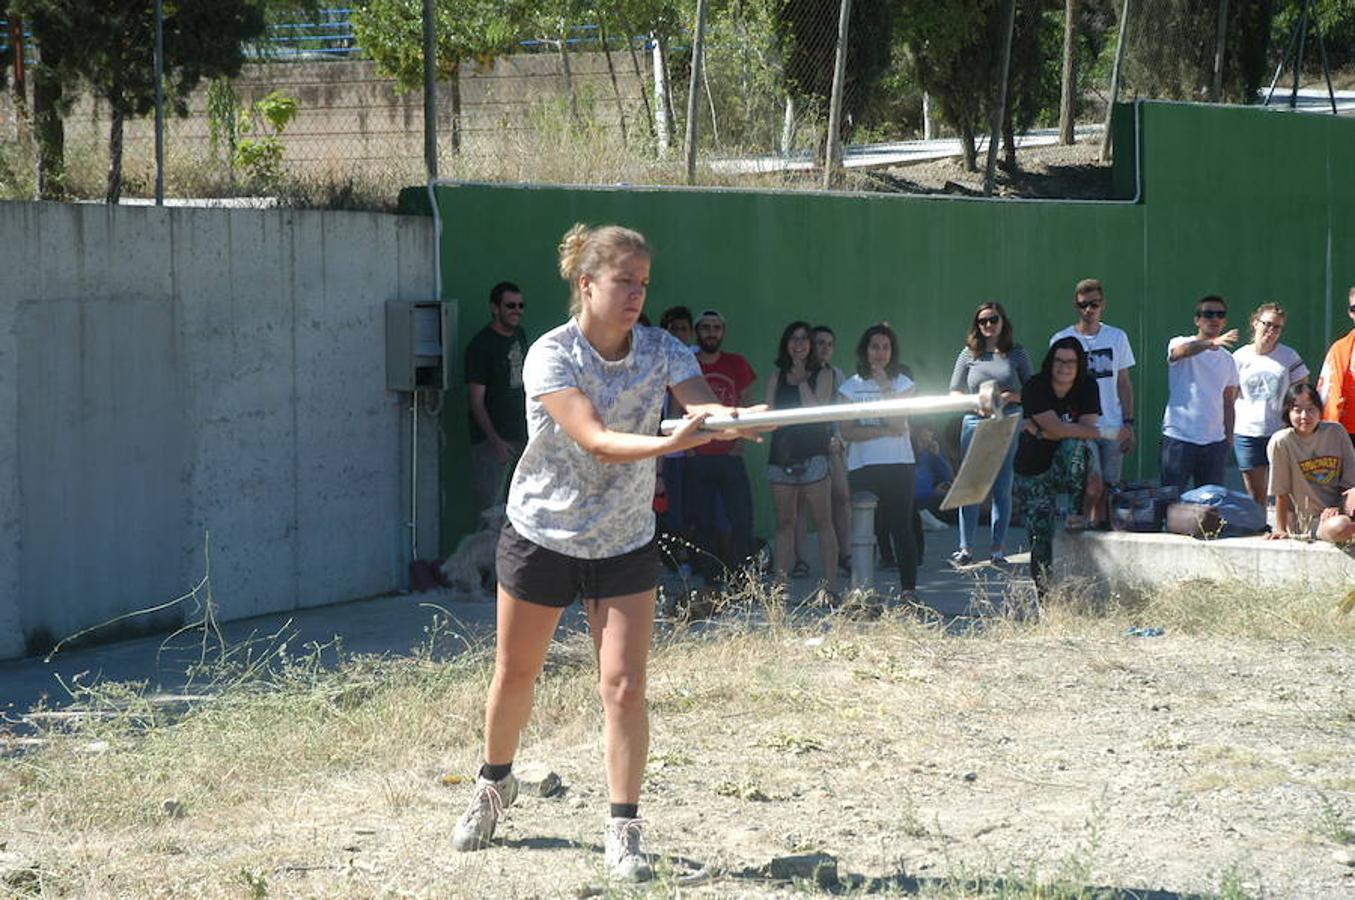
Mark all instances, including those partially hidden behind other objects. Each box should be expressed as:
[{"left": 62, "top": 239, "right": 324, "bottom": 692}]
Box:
[
  {"left": 604, "top": 816, "right": 653, "bottom": 882},
  {"left": 919, "top": 509, "right": 950, "bottom": 532},
  {"left": 451, "top": 774, "right": 518, "bottom": 851}
]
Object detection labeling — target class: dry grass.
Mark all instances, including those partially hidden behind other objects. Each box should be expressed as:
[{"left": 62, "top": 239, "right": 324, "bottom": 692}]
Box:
[{"left": 2, "top": 579, "right": 1353, "bottom": 897}]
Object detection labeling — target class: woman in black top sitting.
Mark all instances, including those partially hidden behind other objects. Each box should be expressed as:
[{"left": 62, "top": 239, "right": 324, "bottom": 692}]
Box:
[
  {"left": 764, "top": 321, "right": 838, "bottom": 596},
  {"left": 1013, "top": 337, "right": 1103, "bottom": 595}
]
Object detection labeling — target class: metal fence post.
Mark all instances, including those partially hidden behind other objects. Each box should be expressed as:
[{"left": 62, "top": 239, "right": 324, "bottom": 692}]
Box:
[
  {"left": 822, "top": 0, "right": 851, "bottom": 190},
  {"left": 422, "top": 0, "right": 438, "bottom": 178}
]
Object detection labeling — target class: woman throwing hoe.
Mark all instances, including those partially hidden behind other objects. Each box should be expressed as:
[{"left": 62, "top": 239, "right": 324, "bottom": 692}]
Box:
[{"left": 449, "top": 224, "right": 762, "bottom": 881}]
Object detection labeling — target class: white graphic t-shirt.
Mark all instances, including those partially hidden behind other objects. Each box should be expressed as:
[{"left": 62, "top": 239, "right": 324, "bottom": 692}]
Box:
[
  {"left": 1232, "top": 344, "right": 1309, "bottom": 438},
  {"left": 1049, "top": 323, "right": 1135, "bottom": 428},
  {"left": 508, "top": 321, "right": 702, "bottom": 558},
  {"left": 838, "top": 372, "right": 916, "bottom": 470}
]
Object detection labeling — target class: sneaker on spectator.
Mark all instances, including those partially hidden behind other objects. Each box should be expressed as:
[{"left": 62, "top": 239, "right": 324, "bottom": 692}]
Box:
[
  {"left": 605, "top": 817, "right": 653, "bottom": 882},
  {"left": 948, "top": 549, "right": 972, "bottom": 568},
  {"left": 451, "top": 773, "right": 518, "bottom": 851},
  {"left": 919, "top": 509, "right": 950, "bottom": 532}
]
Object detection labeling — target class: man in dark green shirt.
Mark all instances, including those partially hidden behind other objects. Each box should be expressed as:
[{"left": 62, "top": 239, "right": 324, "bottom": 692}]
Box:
[{"left": 465, "top": 281, "right": 529, "bottom": 511}]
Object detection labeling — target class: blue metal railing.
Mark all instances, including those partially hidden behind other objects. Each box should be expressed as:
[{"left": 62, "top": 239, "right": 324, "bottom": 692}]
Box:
[{"left": 258, "top": 7, "right": 361, "bottom": 59}]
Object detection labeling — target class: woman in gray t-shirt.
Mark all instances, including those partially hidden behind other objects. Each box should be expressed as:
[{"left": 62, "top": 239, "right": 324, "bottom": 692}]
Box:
[
  {"left": 450, "top": 224, "right": 762, "bottom": 882},
  {"left": 947, "top": 301, "right": 1032, "bottom": 567}
]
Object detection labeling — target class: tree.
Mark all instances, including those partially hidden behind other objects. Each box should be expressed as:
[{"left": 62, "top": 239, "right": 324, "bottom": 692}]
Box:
[
  {"left": 1059, "top": 0, "right": 1079, "bottom": 142},
  {"left": 16, "top": 0, "right": 266, "bottom": 202},
  {"left": 1122, "top": 0, "right": 1278, "bottom": 102},
  {"left": 898, "top": 0, "right": 999, "bottom": 170},
  {"left": 777, "top": 0, "right": 896, "bottom": 147},
  {"left": 351, "top": 0, "right": 525, "bottom": 153},
  {"left": 900, "top": 0, "right": 1060, "bottom": 172}
]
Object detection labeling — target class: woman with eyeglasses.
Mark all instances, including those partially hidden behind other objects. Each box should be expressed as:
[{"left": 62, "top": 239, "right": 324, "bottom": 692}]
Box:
[
  {"left": 764, "top": 320, "right": 839, "bottom": 597},
  {"left": 947, "top": 302, "right": 1032, "bottom": 567},
  {"left": 1232, "top": 303, "right": 1309, "bottom": 507},
  {"left": 1013, "top": 338, "right": 1101, "bottom": 595},
  {"left": 1265, "top": 383, "right": 1355, "bottom": 543}
]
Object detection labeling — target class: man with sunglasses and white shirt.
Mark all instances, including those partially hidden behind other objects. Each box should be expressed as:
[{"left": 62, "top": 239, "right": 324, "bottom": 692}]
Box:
[
  {"left": 1160, "top": 295, "right": 1241, "bottom": 490},
  {"left": 466, "top": 281, "right": 530, "bottom": 512},
  {"left": 1050, "top": 278, "right": 1136, "bottom": 523}
]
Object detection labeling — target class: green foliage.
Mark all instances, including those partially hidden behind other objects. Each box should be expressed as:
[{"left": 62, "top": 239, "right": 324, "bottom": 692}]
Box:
[
  {"left": 235, "top": 90, "right": 298, "bottom": 186},
  {"left": 16, "top": 1, "right": 267, "bottom": 119},
  {"left": 777, "top": 0, "right": 896, "bottom": 119},
  {"left": 206, "top": 77, "right": 242, "bottom": 167},
  {"left": 351, "top": 0, "right": 528, "bottom": 89},
  {"left": 1273, "top": 0, "right": 1355, "bottom": 68},
  {"left": 1122, "top": 0, "right": 1277, "bottom": 102},
  {"left": 15, "top": 0, "right": 267, "bottom": 199}
]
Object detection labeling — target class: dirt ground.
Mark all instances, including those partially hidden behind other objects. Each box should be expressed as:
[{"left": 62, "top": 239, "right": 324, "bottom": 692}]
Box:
[
  {"left": 4, "top": 601, "right": 1354, "bottom": 899},
  {"left": 863, "top": 141, "right": 1115, "bottom": 201}
]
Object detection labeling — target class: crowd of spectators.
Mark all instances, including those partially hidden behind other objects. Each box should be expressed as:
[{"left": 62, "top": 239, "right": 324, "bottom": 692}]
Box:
[{"left": 469, "top": 277, "right": 1355, "bottom": 601}]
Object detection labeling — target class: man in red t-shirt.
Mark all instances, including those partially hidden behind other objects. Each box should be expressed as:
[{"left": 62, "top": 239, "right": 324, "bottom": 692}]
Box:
[{"left": 688, "top": 310, "right": 758, "bottom": 581}]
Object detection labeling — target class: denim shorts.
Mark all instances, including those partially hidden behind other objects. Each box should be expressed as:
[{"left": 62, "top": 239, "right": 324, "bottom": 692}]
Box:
[
  {"left": 766, "top": 454, "right": 830, "bottom": 486},
  {"left": 1233, "top": 434, "right": 1271, "bottom": 471},
  {"left": 495, "top": 522, "right": 659, "bottom": 608}
]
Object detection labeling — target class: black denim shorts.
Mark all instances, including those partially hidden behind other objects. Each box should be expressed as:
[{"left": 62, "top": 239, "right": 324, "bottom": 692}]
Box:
[{"left": 495, "top": 521, "right": 660, "bottom": 608}]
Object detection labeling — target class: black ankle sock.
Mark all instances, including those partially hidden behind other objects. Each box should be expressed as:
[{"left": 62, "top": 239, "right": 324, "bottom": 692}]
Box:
[
  {"left": 480, "top": 762, "right": 513, "bottom": 782},
  {"left": 609, "top": 802, "right": 639, "bottom": 820}
]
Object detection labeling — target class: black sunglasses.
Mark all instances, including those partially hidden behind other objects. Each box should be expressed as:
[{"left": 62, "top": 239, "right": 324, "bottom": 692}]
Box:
[
  {"left": 1198, "top": 309, "right": 1227, "bottom": 319},
  {"left": 1349, "top": 304, "right": 1355, "bottom": 313},
  {"left": 501, "top": 301, "right": 525, "bottom": 310},
  {"left": 1076, "top": 299, "right": 1102, "bottom": 310},
  {"left": 977, "top": 315, "right": 1001, "bottom": 326}
]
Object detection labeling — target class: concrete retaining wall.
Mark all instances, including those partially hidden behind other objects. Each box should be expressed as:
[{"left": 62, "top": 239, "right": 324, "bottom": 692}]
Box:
[
  {"left": 1053, "top": 530, "right": 1355, "bottom": 594},
  {"left": 0, "top": 201, "right": 440, "bottom": 660}
]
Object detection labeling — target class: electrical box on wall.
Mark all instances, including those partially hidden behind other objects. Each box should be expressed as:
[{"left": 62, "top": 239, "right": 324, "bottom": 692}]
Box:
[{"left": 386, "top": 300, "right": 454, "bottom": 391}]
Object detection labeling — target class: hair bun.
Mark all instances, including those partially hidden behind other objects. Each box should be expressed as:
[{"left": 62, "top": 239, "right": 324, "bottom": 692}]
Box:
[{"left": 558, "top": 223, "right": 590, "bottom": 281}]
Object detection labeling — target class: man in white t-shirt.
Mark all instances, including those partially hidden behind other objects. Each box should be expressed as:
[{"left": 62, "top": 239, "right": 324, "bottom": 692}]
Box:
[
  {"left": 1161, "top": 295, "right": 1241, "bottom": 490},
  {"left": 1050, "top": 278, "right": 1136, "bottom": 521}
]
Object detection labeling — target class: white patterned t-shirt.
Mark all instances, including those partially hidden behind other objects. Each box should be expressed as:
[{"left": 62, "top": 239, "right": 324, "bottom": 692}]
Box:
[{"left": 507, "top": 320, "right": 702, "bottom": 558}]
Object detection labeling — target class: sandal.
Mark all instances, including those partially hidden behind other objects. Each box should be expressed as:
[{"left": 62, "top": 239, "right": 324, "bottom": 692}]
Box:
[{"left": 790, "top": 560, "right": 811, "bottom": 578}]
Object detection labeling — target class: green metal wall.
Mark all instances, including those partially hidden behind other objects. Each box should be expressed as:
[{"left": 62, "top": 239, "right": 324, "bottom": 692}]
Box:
[{"left": 433, "top": 101, "right": 1355, "bottom": 550}]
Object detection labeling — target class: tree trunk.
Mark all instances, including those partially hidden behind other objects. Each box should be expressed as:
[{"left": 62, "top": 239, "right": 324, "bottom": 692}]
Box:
[
  {"left": 1211, "top": 0, "right": 1230, "bottom": 102},
  {"left": 1002, "top": 113, "right": 1017, "bottom": 172},
  {"left": 106, "top": 106, "right": 124, "bottom": 204},
  {"left": 1059, "top": 0, "right": 1079, "bottom": 144},
  {"left": 781, "top": 94, "right": 796, "bottom": 156},
  {"left": 33, "top": 63, "right": 65, "bottom": 200},
  {"left": 449, "top": 68, "right": 462, "bottom": 153},
  {"left": 922, "top": 92, "right": 934, "bottom": 140},
  {"left": 984, "top": 0, "right": 1018, "bottom": 195},
  {"left": 599, "top": 25, "right": 628, "bottom": 143},
  {"left": 557, "top": 28, "right": 579, "bottom": 126},
  {"left": 960, "top": 120, "right": 977, "bottom": 172},
  {"left": 652, "top": 34, "right": 672, "bottom": 154},
  {"left": 626, "top": 38, "right": 656, "bottom": 143},
  {"left": 701, "top": 46, "right": 719, "bottom": 148}
]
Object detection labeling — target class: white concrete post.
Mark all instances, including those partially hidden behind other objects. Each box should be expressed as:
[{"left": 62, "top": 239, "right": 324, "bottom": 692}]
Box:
[{"left": 850, "top": 491, "right": 878, "bottom": 590}]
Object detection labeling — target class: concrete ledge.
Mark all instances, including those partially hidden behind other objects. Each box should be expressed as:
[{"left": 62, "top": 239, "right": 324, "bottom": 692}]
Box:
[{"left": 1052, "top": 529, "right": 1355, "bottom": 593}]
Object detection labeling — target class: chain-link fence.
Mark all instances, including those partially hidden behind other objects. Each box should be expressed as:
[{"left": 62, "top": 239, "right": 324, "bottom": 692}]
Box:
[{"left": 2, "top": 2, "right": 1353, "bottom": 206}]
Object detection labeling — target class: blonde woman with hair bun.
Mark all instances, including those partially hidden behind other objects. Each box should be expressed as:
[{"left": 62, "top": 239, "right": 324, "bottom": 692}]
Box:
[{"left": 450, "top": 223, "right": 766, "bottom": 881}]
